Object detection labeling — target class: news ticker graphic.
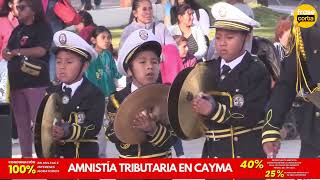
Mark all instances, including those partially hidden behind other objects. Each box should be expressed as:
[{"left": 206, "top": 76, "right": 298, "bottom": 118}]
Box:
[{"left": 0, "top": 158, "right": 319, "bottom": 179}]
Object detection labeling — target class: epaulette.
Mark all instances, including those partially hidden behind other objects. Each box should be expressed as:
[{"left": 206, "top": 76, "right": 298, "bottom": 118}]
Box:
[
  {"left": 107, "top": 94, "right": 120, "bottom": 121},
  {"left": 51, "top": 79, "right": 61, "bottom": 86},
  {"left": 251, "top": 54, "right": 258, "bottom": 59},
  {"left": 110, "top": 94, "right": 120, "bottom": 109},
  {"left": 251, "top": 55, "right": 267, "bottom": 68},
  {"left": 252, "top": 54, "right": 261, "bottom": 62}
]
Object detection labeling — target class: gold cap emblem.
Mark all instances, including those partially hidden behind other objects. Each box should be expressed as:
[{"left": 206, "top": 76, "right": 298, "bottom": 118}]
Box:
[
  {"left": 139, "top": 30, "right": 148, "bottom": 40},
  {"left": 59, "top": 33, "right": 67, "bottom": 45},
  {"left": 218, "top": 7, "right": 227, "bottom": 17}
]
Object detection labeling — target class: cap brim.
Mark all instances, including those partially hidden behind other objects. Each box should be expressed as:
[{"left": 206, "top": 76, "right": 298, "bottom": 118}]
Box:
[
  {"left": 212, "top": 21, "right": 252, "bottom": 32},
  {"left": 136, "top": 41, "right": 162, "bottom": 57},
  {"left": 124, "top": 41, "right": 162, "bottom": 69},
  {"left": 212, "top": 25, "right": 250, "bottom": 32},
  {"left": 52, "top": 46, "right": 91, "bottom": 61}
]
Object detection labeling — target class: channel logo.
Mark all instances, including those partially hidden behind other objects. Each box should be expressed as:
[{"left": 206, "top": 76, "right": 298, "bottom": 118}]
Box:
[{"left": 294, "top": 4, "right": 318, "bottom": 28}]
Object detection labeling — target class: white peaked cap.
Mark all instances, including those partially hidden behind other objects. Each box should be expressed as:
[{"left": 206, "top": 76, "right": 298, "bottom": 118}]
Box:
[
  {"left": 211, "top": 2, "right": 260, "bottom": 31},
  {"left": 53, "top": 30, "right": 98, "bottom": 61},
  {"left": 117, "top": 29, "right": 161, "bottom": 76}
]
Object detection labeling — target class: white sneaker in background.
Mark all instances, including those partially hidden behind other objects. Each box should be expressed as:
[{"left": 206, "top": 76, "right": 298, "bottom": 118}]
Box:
[
  {"left": 177, "top": 155, "right": 187, "bottom": 158},
  {"left": 12, "top": 138, "right": 19, "bottom": 145}
]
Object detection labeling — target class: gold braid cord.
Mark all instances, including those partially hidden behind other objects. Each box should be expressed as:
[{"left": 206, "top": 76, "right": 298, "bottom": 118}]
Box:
[{"left": 292, "top": 25, "right": 318, "bottom": 98}]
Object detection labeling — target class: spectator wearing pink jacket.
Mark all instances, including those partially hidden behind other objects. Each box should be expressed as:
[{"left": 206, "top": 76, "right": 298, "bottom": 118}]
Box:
[
  {"left": 0, "top": 0, "right": 19, "bottom": 60},
  {"left": 75, "top": 10, "right": 96, "bottom": 43},
  {"left": 160, "top": 35, "right": 198, "bottom": 85},
  {"left": 173, "top": 35, "right": 198, "bottom": 69}
]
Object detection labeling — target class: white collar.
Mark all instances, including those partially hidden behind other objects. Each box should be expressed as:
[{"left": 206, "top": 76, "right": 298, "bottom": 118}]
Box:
[
  {"left": 133, "top": 20, "right": 154, "bottom": 29},
  {"left": 62, "top": 78, "right": 83, "bottom": 97},
  {"left": 131, "top": 83, "right": 138, "bottom": 93},
  {"left": 220, "top": 51, "right": 247, "bottom": 71}
]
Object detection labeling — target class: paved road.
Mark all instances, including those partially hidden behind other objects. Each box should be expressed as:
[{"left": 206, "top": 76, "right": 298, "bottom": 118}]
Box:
[
  {"left": 268, "top": 5, "right": 295, "bottom": 14},
  {"left": 268, "top": 0, "right": 320, "bottom": 6},
  {"left": 70, "top": 0, "right": 120, "bottom": 10},
  {"left": 267, "top": 0, "right": 319, "bottom": 14},
  {"left": 12, "top": 138, "right": 301, "bottom": 158},
  {"left": 11, "top": 132, "right": 301, "bottom": 180},
  {"left": 66, "top": 0, "right": 164, "bottom": 28}
]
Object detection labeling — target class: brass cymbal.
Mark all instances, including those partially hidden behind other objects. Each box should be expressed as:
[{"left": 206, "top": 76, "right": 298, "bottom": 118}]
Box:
[
  {"left": 34, "top": 95, "right": 49, "bottom": 158},
  {"left": 168, "top": 62, "right": 216, "bottom": 140},
  {"left": 114, "top": 84, "right": 170, "bottom": 144},
  {"left": 306, "top": 91, "right": 320, "bottom": 109},
  {"left": 35, "top": 93, "right": 62, "bottom": 158}
]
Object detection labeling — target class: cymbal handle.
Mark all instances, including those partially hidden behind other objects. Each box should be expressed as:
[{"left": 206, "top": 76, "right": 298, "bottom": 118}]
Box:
[
  {"left": 186, "top": 92, "right": 194, "bottom": 102},
  {"left": 53, "top": 118, "right": 62, "bottom": 126}
]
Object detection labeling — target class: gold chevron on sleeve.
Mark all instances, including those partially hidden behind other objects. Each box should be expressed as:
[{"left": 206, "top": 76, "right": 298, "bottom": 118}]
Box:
[
  {"left": 262, "top": 137, "right": 280, "bottom": 144},
  {"left": 73, "top": 124, "right": 81, "bottom": 140},
  {"left": 211, "top": 103, "right": 222, "bottom": 121},
  {"left": 262, "top": 130, "right": 280, "bottom": 137},
  {"left": 154, "top": 126, "right": 167, "bottom": 146},
  {"left": 150, "top": 125, "right": 164, "bottom": 144},
  {"left": 216, "top": 104, "right": 227, "bottom": 123},
  {"left": 66, "top": 125, "right": 77, "bottom": 141}
]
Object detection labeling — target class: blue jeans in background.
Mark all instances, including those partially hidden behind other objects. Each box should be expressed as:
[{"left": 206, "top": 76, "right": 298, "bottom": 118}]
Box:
[
  {"left": 81, "top": 0, "right": 101, "bottom": 6},
  {"left": 49, "top": 52, "right": 56, "bottom": 81}
]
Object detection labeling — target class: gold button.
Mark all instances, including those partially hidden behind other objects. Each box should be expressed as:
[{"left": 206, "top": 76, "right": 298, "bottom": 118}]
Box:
[
  {"left": 315, "top": 112, "right": 320, "bottom": 118},
  {"left": 234, "top": 136, "right": 239, "bottom": 142}
]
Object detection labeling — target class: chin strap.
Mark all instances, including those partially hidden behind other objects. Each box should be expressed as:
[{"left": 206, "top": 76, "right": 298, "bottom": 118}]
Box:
[{"left": 71, "top": 60, "right": 86, "bottom": 83}]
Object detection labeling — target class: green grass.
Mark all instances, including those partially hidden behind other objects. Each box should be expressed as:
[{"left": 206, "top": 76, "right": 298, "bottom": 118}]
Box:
[
  {"left": 253, "top": 6, "right": 287, "bottom": 40},
  {"left": 110, "top": 28, "right": 122, "bottom": 49},
  {"left": 254, "top": 27, "right": 276, "bottom": 40},
  {"left": 254, "top": 6, "right": 284, "bottom": 27},
  {"left": 196, "top": 1, "right": 287, "bottom": 40},
  {"left": 197, "top": 0, "right": 219, "bottom": 8}
]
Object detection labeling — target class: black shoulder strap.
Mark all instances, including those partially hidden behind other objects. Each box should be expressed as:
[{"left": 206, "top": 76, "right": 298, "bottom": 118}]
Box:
[
  {"left": 152, "top": 22, "right": 156, "bottom": 35},
  {"left": 195, "top": 9, "right": 200, "bottom": 21}
]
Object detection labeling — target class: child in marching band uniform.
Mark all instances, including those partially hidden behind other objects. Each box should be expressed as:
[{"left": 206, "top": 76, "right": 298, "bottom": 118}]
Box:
[
  {"left": 40, "top": 30, "right": 105, "bottom": 158},
  {"left": 192, "top": 2, "right": 271, "bottom": 158},
  {"left": 106, "top": 29, "right": 177, "bottom": 158}
]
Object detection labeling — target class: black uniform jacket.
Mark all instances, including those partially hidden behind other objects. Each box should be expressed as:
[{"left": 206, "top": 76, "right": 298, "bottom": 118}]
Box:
[
  {"left": 203, "top": 52, "right": 271, "bottom": 158},
  {"left": 106, "top": 84, "right": 178, "bottom": 158},
  {"left": 262, "top": 23, "right": 320, "bottom": 150},
  {"left": 45, "top": 77, "right": 105, "bottom": 158}
]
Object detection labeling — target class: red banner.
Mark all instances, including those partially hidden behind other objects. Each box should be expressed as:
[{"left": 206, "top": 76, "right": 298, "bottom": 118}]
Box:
[{"left": 0, "top": 158, "right": 318, "bottom": 179}]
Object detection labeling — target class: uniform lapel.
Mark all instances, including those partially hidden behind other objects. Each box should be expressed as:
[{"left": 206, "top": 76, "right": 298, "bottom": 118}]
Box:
[
  {"left": 46, "top": 83, "right": 63, "bottom": 95},
  {"left": 116, "top": 83, "right": 132, "bottom": 104},
  {"left": 305, "top": 25, "right": 320, "bottom": 84},
  {"left": 218, "top": 52, "right": 252, "bottom": 90},
  {"left": 212, "top": 59, "right": 222, "bottom": 85},
  {"left": 62, "top": 77, "right": 90, "bottom": 118},
  {"left": 229, "top": 52, "right": 252, "bottom": 76}
]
